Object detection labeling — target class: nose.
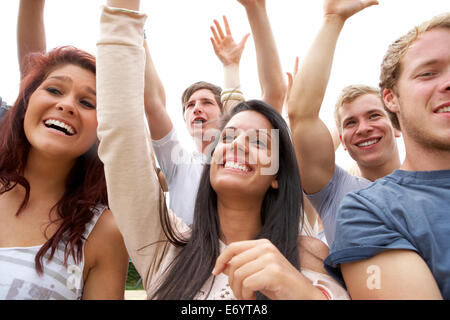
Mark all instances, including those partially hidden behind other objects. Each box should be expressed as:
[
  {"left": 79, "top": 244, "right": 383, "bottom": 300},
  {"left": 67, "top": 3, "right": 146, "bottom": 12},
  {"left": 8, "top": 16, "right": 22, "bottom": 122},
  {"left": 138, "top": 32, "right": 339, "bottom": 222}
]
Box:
[
  {"left": 192, "top": 101, "right": 203, "bottom": 114},
  {"left": 230, "top": 133, "right": 249, "bottom": 160},
  {"left": 355, "top": 119, "right": 373, "bottom": 136},
  {"left": 56, "top": 100, "right": 76, "bottom": 116}
]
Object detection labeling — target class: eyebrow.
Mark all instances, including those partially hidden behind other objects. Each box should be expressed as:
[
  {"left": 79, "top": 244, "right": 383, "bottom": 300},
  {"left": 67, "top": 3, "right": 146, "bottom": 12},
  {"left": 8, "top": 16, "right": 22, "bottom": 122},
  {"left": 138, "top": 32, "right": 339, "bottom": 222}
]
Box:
[
  {"left": 410, "top": 59, "right": 440, "bottom": 75},
  {"left": 47, "top": 75, "right": 96, "bottom": 96},
  {"left": 223, "top": 126, "right": 272, "bottom": 139},
  {"left": 342, "top": 109, "right": 383, "bottom": 123}
]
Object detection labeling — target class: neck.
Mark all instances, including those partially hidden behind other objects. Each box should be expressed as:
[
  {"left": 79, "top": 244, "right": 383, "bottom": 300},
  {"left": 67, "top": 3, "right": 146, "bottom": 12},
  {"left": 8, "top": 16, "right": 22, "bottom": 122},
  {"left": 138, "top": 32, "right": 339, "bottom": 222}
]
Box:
[
  {"left": 23, "top": 149, "right": 74, "bottom": 201},
  {"left": 216, "top": 194, "right": 263, "bottom": 245},
  {"left": 401, "top": 138, "right": 450, "bottom": 171},
  {"left": 359, "top": 153, "right": 401, "bottom": 181}
]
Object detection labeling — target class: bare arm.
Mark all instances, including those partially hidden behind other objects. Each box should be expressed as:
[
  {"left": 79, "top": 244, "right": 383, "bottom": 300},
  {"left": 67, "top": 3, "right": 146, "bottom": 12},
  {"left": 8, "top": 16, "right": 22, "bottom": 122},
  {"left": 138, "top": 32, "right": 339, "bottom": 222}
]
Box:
[
  {"left": 143, "top": 40, "right": 173, "bottom": 140},
  {"left": 17, "top": 0, "right": 46, "bottom": 75},
  {"left": 82, "top": 210, "right": 129, "bottom": 300},
  {"left": 287, "top": 0, "right": 378, "bottom": 195},
  {"left": 341, "top": 250, "right": 443, "bottom": 299},
  {"left": 238, "top": 0, "right": 286, "bottom": 113}
]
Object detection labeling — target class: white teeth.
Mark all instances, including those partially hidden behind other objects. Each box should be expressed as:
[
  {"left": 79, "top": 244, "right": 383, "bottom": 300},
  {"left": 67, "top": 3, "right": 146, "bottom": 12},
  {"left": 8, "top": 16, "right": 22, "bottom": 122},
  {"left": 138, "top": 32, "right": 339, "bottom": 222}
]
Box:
[
  {"left": 224, "top": 161, "right": 249, "bottom": 172},
  {"left": 357, "top": 139, "right": 379, "bottom": 147},
  {"left": 436, "top": 106, "right": 450, "bottom": 113},
  {"left": 44, "top": 119, "right": 75, "bottom": 135}
]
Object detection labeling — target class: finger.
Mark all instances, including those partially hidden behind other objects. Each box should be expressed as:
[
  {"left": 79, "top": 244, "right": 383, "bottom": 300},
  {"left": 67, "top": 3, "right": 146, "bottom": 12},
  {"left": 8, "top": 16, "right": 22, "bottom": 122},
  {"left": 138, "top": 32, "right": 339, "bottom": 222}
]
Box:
[
  {"left": 214, "top": 19, "right": 225, "bottom": 39},
  {"left": 229, "top": 258, "right": 266, "bottom": 300},
  {"left": 238, "top": 33, "right": 250, "bottom": 50},
  {"left": 212, "top": 239, "right": 268, "bottom": 276},
  {"left": 241, "top": 268, "right": 277, "bottom": 300},
  {"left": 210, "top": 37, "right": 219, "bottom": 54},
  {"left": 210, "top": 26, "right": 221, "bottom": 44},
  {"left": 226, "top": 243, "right": 271, "bottom": 289},
  {"left": 223, "top": 15, "right": 232, "bottom": 36},
  {"left": 361, "top": 0, "right": 379, "bottom": 9}
]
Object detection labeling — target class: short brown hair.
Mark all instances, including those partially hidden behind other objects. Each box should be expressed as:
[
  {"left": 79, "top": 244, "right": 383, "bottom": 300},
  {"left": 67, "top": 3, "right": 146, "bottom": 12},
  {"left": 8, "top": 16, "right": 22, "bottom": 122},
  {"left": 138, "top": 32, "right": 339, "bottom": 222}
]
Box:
[
  {"left": 181, "top": 81, "right": 222, "bottom": 118},
  {"left": 334, "top": 84, "right": 380, "bottom": 132},
  {"left": 379, "top": 13, "right": 450, "bottom": 130}
]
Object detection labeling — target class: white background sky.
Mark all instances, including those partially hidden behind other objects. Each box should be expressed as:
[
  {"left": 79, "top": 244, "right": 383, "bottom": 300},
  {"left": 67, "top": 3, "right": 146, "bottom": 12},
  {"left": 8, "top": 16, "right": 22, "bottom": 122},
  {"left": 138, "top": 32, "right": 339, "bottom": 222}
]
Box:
[{"left": 1, "top": 0, "right": 449, "bottom": 169}]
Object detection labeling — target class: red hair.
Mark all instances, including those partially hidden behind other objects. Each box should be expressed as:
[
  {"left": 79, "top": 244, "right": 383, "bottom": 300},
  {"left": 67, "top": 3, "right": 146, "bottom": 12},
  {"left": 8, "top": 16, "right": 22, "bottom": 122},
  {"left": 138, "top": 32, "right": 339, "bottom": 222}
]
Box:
[{"left": 0, "top": 46, "right": 107, "bottom": 274}]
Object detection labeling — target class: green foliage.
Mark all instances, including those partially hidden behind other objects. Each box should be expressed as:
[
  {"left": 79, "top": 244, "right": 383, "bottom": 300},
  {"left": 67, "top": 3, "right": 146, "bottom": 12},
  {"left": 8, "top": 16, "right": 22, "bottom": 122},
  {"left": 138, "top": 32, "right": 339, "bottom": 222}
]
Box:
[{"left": 126, "top": 260, "right": 144, "bottom": 290}]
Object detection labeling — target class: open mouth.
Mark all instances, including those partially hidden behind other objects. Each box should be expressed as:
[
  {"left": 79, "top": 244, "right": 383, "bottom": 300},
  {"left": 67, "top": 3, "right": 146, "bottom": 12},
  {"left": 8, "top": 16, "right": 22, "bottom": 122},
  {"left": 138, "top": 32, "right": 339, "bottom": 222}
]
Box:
[
  {"left": 192, "top": 117, "right": 207, "bottom": 125},
  {"left": 222, "top": 160, "right": 252, "bottom": 173},
  {"left": 44, "top": 119, "right": 76, "bottom": 136},
  {"left": 356, "top": 138, "right": 381, "bottom": 148},
  {"left": 436, "top": 106, "right": 450, "bottom": 114}
]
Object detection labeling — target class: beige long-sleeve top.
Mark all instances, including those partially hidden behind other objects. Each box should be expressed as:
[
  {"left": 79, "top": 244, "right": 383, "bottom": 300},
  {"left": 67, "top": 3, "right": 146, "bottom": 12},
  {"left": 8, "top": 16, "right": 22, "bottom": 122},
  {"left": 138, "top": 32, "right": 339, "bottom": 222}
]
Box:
[{"left": 96, "top": 6, "right": 349, "bottom": 300}]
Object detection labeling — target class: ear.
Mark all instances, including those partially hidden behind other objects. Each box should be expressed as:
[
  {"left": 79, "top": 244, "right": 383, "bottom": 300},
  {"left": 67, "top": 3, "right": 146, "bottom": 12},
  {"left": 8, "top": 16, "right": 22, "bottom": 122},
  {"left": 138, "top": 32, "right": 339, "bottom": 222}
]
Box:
[
  {"left": 271, "top": 178, "right": 279, "bottom": 189},
  {"left": 394, "top": 127, "right": 402, "bottom": 138},
  {"left": 383, "top": 88, "right": 400, "bottom": 113}
]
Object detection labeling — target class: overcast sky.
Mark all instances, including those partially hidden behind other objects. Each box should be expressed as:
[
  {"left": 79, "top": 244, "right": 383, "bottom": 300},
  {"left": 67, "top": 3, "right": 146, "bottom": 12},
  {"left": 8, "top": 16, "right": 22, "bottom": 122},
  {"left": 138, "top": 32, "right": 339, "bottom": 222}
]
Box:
[{"left": 1, "top": 0, "right": 449, "bottom": 168}]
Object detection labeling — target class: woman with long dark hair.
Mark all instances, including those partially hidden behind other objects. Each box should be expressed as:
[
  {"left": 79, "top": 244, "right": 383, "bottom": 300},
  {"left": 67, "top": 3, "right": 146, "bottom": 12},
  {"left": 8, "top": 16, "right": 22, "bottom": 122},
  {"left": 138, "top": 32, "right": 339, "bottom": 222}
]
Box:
[
  {"left": 0, "top": 46, "right": 128, "bottom": 299},
  {"left": 97, "top": 1, "right": 348, "bottom": 300}
]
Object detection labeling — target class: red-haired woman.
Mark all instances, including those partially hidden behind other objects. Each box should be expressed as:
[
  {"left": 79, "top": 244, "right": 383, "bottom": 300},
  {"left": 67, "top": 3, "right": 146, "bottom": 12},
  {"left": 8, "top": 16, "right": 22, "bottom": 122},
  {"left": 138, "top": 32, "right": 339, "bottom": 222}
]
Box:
[{"left": 0, "top": 46, "right": 129, "bottom": 300}]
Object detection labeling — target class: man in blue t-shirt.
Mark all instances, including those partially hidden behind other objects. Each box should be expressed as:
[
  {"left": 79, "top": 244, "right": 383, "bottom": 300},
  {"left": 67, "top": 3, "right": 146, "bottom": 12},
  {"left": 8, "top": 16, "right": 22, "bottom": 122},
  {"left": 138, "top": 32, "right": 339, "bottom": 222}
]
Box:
[{"left": 325, "top": 13, "right": 450, "bottom": 299}]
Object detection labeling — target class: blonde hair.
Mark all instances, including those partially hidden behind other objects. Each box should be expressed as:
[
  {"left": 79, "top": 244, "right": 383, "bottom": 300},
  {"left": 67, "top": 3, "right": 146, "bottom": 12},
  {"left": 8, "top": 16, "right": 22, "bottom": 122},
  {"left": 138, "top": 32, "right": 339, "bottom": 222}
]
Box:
[
  {"left": 379, "top": 12, "right": 450, "bottom": 130},
  {"left": 334, "top": 84, "right": 380, "bottom": 133}
]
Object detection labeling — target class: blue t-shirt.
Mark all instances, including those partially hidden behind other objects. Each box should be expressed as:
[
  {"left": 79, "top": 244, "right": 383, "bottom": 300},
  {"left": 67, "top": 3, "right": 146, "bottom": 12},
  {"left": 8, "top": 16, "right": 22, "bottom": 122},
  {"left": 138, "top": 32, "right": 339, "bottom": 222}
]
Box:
[{"left": 324, "top": 169, "right": 450, "bottom": 299}]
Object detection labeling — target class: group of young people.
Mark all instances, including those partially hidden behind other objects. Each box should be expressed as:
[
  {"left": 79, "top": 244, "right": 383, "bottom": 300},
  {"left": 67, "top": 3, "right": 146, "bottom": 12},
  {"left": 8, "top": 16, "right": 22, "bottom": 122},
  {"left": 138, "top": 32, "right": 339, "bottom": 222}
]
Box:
[{"left": 0, "top": 0, "right": 448, "bottom": 300}]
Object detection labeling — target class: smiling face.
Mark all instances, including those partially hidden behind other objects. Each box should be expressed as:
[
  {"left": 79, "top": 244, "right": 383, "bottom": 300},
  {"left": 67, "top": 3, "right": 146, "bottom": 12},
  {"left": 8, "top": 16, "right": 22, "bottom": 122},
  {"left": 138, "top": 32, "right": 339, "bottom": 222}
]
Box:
[
  {"left": 209, "top": 110, "right": 279, "bottom": 200},
  {"left": 183, "top": 88, "right": 222, "bottom": 137},
  {"left": 24, "top": 64, "right": 97, "bottom": 161},
  {"left": 383, "top": 28, "right": 450, "bottom": 152},
  {"left": 339, "top": 93, "right": 400, "bottom": 167}
]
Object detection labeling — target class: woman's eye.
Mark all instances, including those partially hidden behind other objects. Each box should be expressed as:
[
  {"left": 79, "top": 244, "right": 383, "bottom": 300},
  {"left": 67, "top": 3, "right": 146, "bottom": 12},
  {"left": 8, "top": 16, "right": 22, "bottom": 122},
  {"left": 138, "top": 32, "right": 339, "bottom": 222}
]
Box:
[
  {"left": 81, "top": 100, "right": 96, "bottom": 109},
  {"left": 222, "top": 134, "right": 234, "bottom": 143},
  {"left": 46, "top": 87, "right": 62, "bottom": 95},
  {"left": 252, "top": 139, "right": 266, "bottom": 148}
]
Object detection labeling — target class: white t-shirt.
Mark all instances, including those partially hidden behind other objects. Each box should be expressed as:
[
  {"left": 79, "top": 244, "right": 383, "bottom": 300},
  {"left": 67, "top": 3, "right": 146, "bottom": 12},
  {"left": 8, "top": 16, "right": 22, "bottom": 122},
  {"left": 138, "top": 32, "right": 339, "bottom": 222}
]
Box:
[{"left": 152, "top": 128, "right": 206, "bottom": 225}]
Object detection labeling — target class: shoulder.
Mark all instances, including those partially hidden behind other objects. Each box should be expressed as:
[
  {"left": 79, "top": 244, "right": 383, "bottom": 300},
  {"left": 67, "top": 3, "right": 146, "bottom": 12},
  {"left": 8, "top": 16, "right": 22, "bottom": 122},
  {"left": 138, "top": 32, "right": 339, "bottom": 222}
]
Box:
[
  {"left": 84, "top": 209, "right": 128, "bottom": 270},
  {"left": 298, "top": 236, "right": 329, "bottom": 274}
]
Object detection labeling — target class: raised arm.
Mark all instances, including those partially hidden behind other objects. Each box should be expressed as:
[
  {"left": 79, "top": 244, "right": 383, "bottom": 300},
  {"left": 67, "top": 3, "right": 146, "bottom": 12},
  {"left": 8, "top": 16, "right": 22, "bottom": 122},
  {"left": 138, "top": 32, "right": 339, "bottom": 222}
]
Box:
[
  {"left": 287, "top": 0, "right": 378, "bottom": 195},
  {"left": 237, "top": 0, "right": 286, "bottom": 113},
  {"left": 143, "top": 39, "right": 173, "bottom": 140},
  {"left": 97, "top": 0, "right": 165, "bottom": 289},
  {"left": 210, "top": 16, "right": 249, "bottom": 113},
  {"left": 17, "top": 0, "right": 46, "bottom": 75}
]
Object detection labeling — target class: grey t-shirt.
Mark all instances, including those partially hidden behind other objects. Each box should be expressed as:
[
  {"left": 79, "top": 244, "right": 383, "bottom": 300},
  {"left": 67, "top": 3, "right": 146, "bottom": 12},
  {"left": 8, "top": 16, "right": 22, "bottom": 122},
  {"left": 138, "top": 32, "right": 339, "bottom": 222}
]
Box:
[
  {"left": 306, "top": 165, "right": 370, "bottom": 245},
  {"left": 152, "top": 128, "right": 206, "bottom": 225}
]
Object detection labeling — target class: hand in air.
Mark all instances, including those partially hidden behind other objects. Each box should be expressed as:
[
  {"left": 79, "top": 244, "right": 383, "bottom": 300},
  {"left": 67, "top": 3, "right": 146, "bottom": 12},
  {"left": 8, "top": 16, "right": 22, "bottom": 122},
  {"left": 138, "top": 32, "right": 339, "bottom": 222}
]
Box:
[
  {"left": 210, "top": 16, "right": 250, "bottom": 67},
  {"left": 323, "top": 0, "right": 379, "bottom": 21}
]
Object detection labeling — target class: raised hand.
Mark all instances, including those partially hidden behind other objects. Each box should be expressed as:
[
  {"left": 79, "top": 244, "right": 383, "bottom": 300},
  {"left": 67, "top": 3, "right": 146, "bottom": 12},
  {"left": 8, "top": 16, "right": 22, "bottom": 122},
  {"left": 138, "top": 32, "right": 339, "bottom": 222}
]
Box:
[
  {"left": 323, "top": 0, "right": 379, "bottom": 21},
  {"left": 237, "top": 0, "right": 266, "bottom": 9},
  {"left": 210, "top": 16, "right": 250, "bottom": 67},
  {"left": 285, "top": 56, "right": 300, "bottom": 107},
  {"left": 212, "top": 239, "right": 323, "bottom": 300}
]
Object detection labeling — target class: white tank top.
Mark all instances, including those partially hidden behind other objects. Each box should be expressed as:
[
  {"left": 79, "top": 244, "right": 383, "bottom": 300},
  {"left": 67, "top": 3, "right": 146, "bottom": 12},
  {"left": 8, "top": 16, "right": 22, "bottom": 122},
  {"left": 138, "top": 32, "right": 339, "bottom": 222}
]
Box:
[{"left": 0, "top": 205, "right": 105, "bottom": 300}]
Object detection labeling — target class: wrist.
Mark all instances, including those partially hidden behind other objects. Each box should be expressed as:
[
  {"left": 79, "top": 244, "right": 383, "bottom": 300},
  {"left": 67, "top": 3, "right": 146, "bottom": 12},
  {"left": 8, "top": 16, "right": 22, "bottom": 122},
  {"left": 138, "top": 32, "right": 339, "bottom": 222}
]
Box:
[{"left": 323, "top": 13, "right": 346, "bottom": 27}]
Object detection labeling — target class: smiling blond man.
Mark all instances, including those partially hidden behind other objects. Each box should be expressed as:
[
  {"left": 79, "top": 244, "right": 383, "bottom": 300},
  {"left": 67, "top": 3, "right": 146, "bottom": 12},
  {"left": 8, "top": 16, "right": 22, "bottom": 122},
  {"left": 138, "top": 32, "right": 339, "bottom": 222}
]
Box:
[{"left": 325, "top": 12, "right": 450, "bottom": 300}]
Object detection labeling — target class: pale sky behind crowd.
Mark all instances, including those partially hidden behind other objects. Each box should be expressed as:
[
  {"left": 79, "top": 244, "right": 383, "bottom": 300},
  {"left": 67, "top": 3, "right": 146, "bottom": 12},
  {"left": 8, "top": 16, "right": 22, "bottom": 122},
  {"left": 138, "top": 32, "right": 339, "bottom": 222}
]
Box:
[{"left": 1, "top": 0, "right": 449, "bottom": 169}]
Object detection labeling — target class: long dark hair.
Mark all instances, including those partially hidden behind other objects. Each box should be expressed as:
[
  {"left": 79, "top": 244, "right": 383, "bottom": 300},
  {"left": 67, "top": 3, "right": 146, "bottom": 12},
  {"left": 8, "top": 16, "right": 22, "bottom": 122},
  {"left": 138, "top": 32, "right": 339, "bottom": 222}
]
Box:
[
  {"left": 152, "top": 100, "right": 304, "bottom": 299},
  {"left": 0, "top": 46, "right": 107, "bottom": 274}
]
